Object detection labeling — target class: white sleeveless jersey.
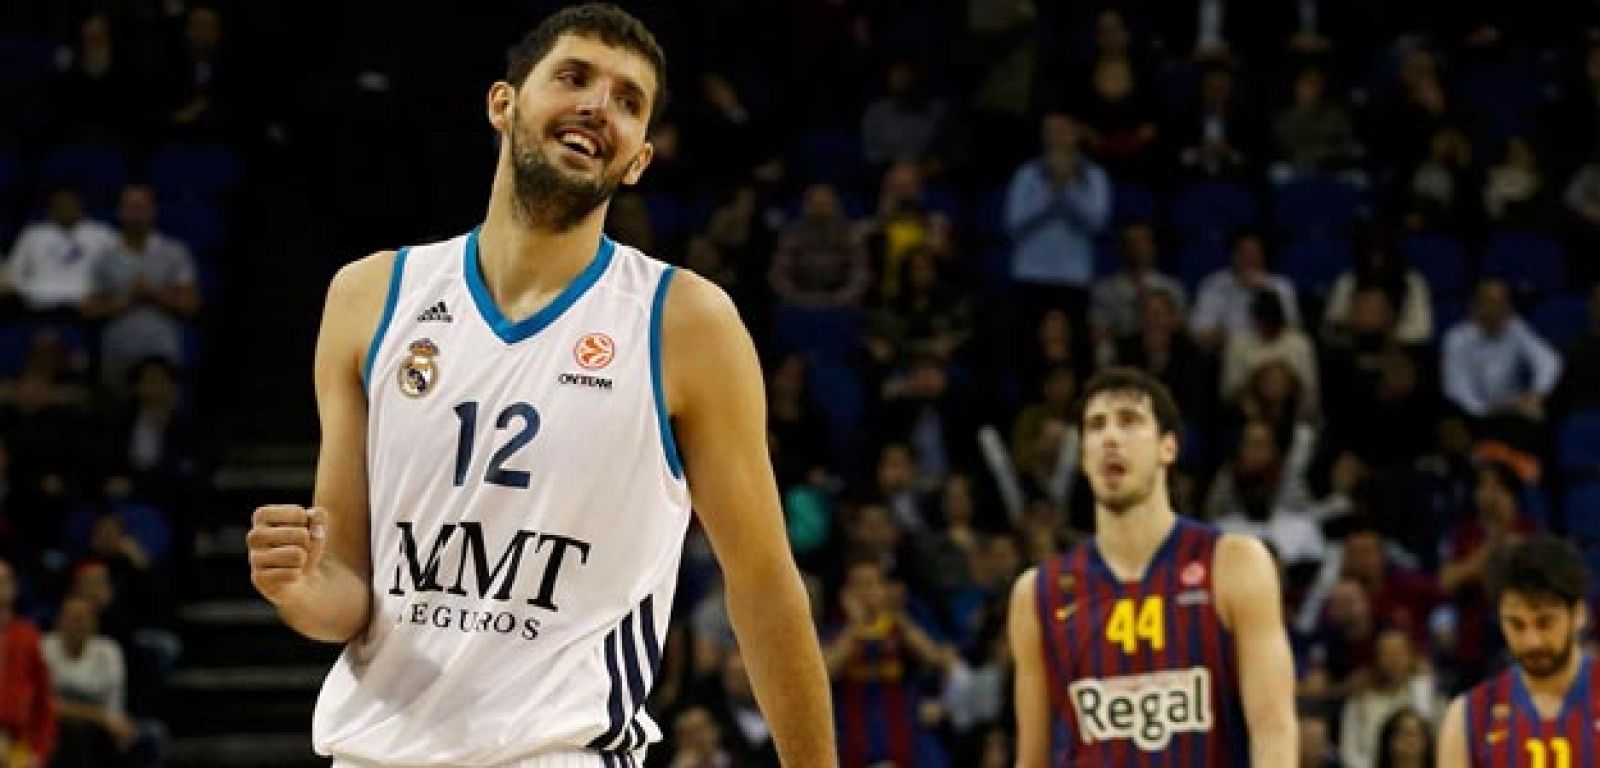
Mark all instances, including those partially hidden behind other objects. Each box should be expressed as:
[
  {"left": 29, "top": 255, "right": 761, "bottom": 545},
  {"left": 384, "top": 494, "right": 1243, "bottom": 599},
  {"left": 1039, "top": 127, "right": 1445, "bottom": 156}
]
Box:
[{"left": 312, "top": 227, "right": 691, "bottom": 767}]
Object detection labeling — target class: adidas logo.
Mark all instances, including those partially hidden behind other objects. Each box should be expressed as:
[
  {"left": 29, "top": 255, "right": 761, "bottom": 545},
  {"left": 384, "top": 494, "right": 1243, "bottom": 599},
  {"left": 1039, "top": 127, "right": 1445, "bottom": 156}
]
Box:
[{"left": 417, "top": 300, "right": 452, "bottom": 323}]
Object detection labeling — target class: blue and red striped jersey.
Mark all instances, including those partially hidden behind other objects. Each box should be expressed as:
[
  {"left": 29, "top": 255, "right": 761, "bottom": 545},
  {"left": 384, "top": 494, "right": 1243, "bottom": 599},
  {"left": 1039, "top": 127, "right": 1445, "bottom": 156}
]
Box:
[
  {"left": 1464, "top": 654, "right": 1600, "bottom": 768},
  {"left": 1034, "top": 517, "right": 1247, "bottom": 767}
]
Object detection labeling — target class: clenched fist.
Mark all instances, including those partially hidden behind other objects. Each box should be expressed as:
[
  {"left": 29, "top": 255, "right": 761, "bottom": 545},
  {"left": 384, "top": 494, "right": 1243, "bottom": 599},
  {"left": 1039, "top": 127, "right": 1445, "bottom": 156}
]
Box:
[{"left": 248, "top": 505, "right": 328, "bottom": 606}]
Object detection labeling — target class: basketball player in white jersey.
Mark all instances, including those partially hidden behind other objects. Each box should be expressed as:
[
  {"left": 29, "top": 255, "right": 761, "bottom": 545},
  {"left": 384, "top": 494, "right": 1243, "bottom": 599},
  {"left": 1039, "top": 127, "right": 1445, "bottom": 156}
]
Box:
[{"left": 244, "top": 5, "right": 835, "bottom": 766}]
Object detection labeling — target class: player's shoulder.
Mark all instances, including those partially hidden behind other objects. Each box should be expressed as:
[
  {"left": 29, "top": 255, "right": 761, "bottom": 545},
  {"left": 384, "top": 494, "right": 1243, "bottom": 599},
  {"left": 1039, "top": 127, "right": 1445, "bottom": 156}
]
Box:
[
  {"left": 327, "top": 250, "right": 399, "bottom": 305},
  {"left": 660, "top": 265, "right": 736, "bottom": 324}
]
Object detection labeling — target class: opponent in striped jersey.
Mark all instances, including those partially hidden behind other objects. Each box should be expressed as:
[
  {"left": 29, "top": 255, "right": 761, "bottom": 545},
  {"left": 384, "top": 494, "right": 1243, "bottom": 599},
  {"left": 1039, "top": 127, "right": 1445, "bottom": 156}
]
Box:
[
  {"left": 1439, "top": 536, "right": 1598, "bottom": 768},
  {"left": 243, "top": 5, "right": 834, "bottom": 766},
  {"left": 1009, "top": 368, "right": 1297, "bottom": 767}
]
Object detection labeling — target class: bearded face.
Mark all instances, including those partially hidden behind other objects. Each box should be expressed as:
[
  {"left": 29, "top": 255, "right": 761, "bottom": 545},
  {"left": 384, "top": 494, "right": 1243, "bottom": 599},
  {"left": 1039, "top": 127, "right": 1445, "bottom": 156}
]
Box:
[
  {"left": 1499, "top": 592, "right": 1584, "bottom": 681},
  {"left": 505, "top": 103, "right": 640, "bottom": 231}
]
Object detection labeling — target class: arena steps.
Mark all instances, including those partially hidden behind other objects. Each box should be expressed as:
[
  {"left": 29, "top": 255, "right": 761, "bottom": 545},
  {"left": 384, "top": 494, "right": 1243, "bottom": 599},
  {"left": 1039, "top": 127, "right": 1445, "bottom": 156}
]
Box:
[{"left": 170, "top": 458, "right": 332, "bottom": 766}]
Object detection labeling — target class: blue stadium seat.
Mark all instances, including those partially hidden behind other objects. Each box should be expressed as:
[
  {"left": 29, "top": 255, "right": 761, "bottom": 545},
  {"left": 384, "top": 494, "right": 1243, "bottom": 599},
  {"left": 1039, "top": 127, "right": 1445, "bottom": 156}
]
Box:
[
  {"left": 792, "top": 131, "right": 862, "bottom": 187},
  {"left": 1279, "top": 237, "right": 1352, "bottom": 297},
  {"left": 975, "top": 184, "right": 1007, "bottom": 239},
  {"left": 0, "top": 321, "right": 90, "bottom": 377},
  {"left": 1175, "top": 239, "right": 1231, "bottom": 289},
  {"left": 38, "top": 143, "right": 127, "bottom": 205},
  {"left": 1564, "top": 481, "right": 1600, "bottom": 541},
  {"left": 1530, "top": 293, "right": 1589, "bottom": 347},
  {"left": 771, "top": 306, "right": 862, "bottom": 361},
  {"left": 1171, "top": 181, "right": 1258, "bottom": 242},
  {"left": 1433, "top": 298, "right": 1467, "bottom": 341},
  {"left": 806, "top": 358, "right": 864, "bottom": 466},
  {"left": 1400, "top": 232, "right": 1469, "bottom": 303},
  {"left": 0, "top": 37, "right": 54, "bottom": 88},
  {"left": 1483, "top": 231, "right": 1566, "bottom": 295},
  {"left": 1271, "top": 177, "right": 1367, "bottom": 236},
  {"left": 1557, "top": 410, "right": 1600, "bottom": 476},
  {"left": 158, "top": 198, "right": 226, "bottom": 254},
  {"left": 1112, "top": 182, "right": 1159, "bottom": 226},
  {"left": 147, "top": 143, "right": 241, "bottom": 199}
]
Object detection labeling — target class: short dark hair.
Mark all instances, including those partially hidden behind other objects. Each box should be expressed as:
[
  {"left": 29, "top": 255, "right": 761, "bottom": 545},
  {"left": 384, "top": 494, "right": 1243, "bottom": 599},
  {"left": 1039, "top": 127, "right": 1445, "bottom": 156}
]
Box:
[
  {"left": 1078, "top": 367, "right": 1183, "bottom": 441},
  {"left": 1487, "top": 535, "right": 1590, "bottom": 608},
  {"left": 505, "top": 3, "right": 668, "bottom": 126}
]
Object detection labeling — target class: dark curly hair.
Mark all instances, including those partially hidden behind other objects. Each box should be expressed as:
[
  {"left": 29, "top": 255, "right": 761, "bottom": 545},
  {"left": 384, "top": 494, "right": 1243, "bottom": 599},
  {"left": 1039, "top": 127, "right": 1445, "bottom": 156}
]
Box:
[
  {"left": 505, "top": 3, "right": 668, "bottom": 126},
  {"left": 1487, "top": 535, "right": 1590, "bottom": 608}
]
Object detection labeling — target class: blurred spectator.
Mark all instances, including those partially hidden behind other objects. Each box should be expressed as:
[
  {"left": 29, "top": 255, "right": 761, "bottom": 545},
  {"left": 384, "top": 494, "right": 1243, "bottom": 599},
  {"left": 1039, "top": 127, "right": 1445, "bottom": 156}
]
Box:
[
  {"left": 684, "top": 236, "right": 738, "bottom": 300},
  {"left": 1323, "top": 299, "right": 1433, "bottom": 471},
  {"left": 823, "top": 557, "right": 954, "bottom": 768},
  {"left": 667, "top": 706, "right": 733, "bottom": 768},
  {"left": 967, "top": 0, "right": 1038, "bottom": 174},
  {"left": 1554, "top": 41, "right": 1600, "bottom": 161},
  {"left": 1308, "top": 576, "right": 1382, "bottom": 689},
  {"left": 1340, "top": 527, "right": 1441, "bottom": 646},
  {"left": 864, "top": 245, "right": 971, "bottom": 373},
  {"left": 1174, "top": 62, "right": 1258, "bottom": 180},
  {"left": 0, "top": 366, "right": 92, "bottom": 550},
  {"left": 1008, "top": 365, "right": 1074, "bottom": 468},
  {"left": 1003, "top": 113, "right": 1110, "bottom": 328},
  {"left": 702, "top": 649, "right": 777, "bottom": 766},
  {"left": 1203, "top": 418, "right": 1321, "bottom": 564},
  {"left": 1017, "top": 308, "right": 1087, "bottom": 396},
  {"left": 1190, "top": 229, "right": 1300, "bottom": 348},
  {"left": 109, "top": 358, "right": 201, "bottom": 507},
  {"left": 1156, "top": 0, "right": 1263, "bottom": 63},
  {"left": 157, "top": 4, "right": 233, "bottom": 135},
  {"left": 863, "top": 163, "right": 951, "bottom": 304},
  {"left": 82, "top": 184, "right": 201, "bottom": 390},
  {"left": 1221, "top": 289, "right": 1321, "bottom": 417},
  {"left": 1113, "top": 290, "right": 1211, "bottom": 417},
  {"left": 1551, "top": 282, "right": 1600, "bottom": 416},
  {"left": 1482, "top": 135, "right": 1550, "bottom": 228},
  {"left": 3, "top": 189, "right": 117, "bottom": 314},
  {"left": 861, "top": 60, "right": 948, "bottom": 167},
  {"left": 42, "top": 596, "right": 134, "bottom": 768},
  {"left": 766, "top": 354, "right": 831, "bottom": 490},
  {"left": 1374, "top": 46, "right": 1462, "bottom": 179},
  {"left": 877, "top": 353, "right": 979, "bottom": 484},
  {"left": 1405, "top": 126, "right": 1477, "bottom": 233},
  {"left": 1337, "top": 628, "right": 1438, "bottom": 768},
  {"left": 1296, "top": 707, "right": 1338, "bottom": 768},
  {"left": 1271, "top": 66, "right": 1362, "bottom": 183},
  {"left": 1373, "top": 708, "right": 1434, "bottom": 768},
  {"left": 1064, "top": 10, "right": 1161, "bottom": 179},
  {"left": 1563, "top": 150, "right": 1600, "bottom": 285},
  {"left": 1441, "top": 278, "right": 1561, "bottom": 424},
  {"left": 0, "top": 556, "right": 56, "bottom": 766},
  {"left": 1437, "top": 462, "right": 1538, "bottom": 682},
  {"left": 769, "top": 184, "right": 869, "bottom": 309},
  {"left": 1234, "top": 359, "right": 1317, "bottom": 439},
  {"left": 1323, "top": 232, "right": 1433, "bottom": 346},
  {"left": 52, "top": 13, "right": 136, "bottom": 141},
  {"left": 1088, "top": 220, "right": 1186, "bottom": 346}
]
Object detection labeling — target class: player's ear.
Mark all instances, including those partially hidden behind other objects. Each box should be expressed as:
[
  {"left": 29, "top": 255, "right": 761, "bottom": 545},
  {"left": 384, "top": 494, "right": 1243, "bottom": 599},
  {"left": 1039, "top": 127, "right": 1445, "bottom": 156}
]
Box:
[
  {"left": 1158, "top": 431, "right": 1179, "bottom": 467},
  {"left": 621, "top": 141, "right": 654, "bottom": 186},
  {"left": 487, "top": 81, "right": 515, "bottom": 132}
]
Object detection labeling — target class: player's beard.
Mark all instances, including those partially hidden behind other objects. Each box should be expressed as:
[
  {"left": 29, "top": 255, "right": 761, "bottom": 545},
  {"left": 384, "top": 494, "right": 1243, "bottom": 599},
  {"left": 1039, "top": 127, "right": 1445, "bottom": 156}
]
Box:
[
  {"left": 1516, "top": 635, "right": 1576, "bottom": 680},
  {"left": 506, "top": 112, "right": 629, "bottom": 232},
  {"left": 1095, "top": 467, "right": 1158, "bottom": 515}
]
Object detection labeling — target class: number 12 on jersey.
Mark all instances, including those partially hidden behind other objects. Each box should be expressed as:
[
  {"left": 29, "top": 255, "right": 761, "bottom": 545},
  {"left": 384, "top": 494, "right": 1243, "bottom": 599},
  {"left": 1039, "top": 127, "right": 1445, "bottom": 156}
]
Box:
[
  {"left": 1106, "top": 596, "right": 1165, "bottom": 655},
  {"left": 453, "top": 401, "right": 540, "bottom": 488}
]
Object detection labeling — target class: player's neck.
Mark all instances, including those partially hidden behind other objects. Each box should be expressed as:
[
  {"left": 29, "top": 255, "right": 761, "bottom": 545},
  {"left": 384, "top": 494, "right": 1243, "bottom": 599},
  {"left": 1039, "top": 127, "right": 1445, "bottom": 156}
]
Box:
[
  {"left": 1093, "top": 499, "right": 1177, "bottom": 581},
  {"left": 477, "top": 193, "right": 609, "bottom": 322}
]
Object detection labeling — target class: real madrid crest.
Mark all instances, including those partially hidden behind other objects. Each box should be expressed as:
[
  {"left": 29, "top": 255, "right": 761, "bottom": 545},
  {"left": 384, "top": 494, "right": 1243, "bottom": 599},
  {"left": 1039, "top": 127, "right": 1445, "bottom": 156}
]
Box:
[{"left": 398, "top": 338, "right": 440, "bottom": 398}]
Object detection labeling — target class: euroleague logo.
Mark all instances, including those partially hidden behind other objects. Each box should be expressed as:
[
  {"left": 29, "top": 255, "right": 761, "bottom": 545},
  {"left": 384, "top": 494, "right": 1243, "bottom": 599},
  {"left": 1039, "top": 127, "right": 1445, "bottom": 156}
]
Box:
[{"left": 574, "top": 332, "right": 615, "bottom": 370}]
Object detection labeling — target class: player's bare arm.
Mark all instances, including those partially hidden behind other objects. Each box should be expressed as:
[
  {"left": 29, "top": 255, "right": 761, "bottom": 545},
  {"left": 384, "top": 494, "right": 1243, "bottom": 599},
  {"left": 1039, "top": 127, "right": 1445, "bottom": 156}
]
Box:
[
  {"left": 247, "top": 251, "right": 389, "bottom": 643},
  {"left": 1008, "top": 567, "right": 1052, "bottom": 768},
  {"left": 1437, "top": 695, "right": 1469, "bottom": 768},
  {"left": 662, "top": 270, "right": 837, "bottom": 767},
  {"left": 1215, "top": 534, "right": 1297, "bottom": 767}
]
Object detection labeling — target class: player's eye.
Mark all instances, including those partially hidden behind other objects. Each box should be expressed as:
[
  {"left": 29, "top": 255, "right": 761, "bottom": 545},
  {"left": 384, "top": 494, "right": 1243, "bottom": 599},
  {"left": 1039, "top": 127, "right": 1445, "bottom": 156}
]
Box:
[
  {"left": 618, "top": 95, "right": 640, "bottom": 115},
  {"left": 557, "top": 70, "right": 582, "bottom": 86}
]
